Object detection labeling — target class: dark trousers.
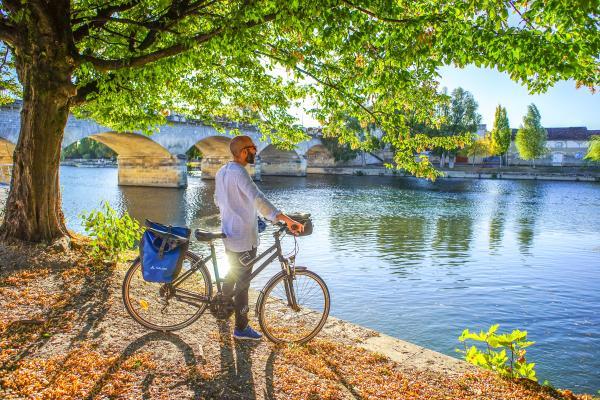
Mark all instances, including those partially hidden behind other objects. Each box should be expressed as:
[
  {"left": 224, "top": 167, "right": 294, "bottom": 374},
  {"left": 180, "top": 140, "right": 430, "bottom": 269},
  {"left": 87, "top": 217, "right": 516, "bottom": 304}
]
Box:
[{"left": 223, "top": 248, "right": 257, "bottom": 330}]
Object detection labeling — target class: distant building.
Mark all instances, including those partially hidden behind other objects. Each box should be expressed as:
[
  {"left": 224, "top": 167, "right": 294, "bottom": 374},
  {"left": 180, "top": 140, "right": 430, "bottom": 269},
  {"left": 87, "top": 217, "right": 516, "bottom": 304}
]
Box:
[
  {"left": 476, "top": 124, "right": 487, "bottom": 138},
  {"left": 508, "top": 127, "right": 597, "bottom": 166}
]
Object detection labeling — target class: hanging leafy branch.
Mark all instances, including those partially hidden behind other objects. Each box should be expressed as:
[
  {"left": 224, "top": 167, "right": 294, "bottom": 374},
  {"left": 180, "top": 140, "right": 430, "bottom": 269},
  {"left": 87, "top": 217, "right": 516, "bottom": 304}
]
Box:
[{"left": 584, "top": 135, "right": 600, "bottom": 162}]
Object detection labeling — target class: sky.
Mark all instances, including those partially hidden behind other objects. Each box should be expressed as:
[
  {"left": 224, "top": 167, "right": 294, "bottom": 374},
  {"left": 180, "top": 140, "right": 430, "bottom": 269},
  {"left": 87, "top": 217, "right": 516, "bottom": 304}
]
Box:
[
  {"left": 438, "top": 66, "right": 600, "bottom": 130},
  {"left": 293, "top": 65, "right": 600, "bottom": 130}
]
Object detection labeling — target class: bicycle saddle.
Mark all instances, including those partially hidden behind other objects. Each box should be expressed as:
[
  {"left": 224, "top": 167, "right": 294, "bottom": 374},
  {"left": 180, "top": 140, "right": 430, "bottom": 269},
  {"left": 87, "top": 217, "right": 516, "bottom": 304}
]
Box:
[{"left": 194, "top": 229, "right": 226, "bottom": 241}]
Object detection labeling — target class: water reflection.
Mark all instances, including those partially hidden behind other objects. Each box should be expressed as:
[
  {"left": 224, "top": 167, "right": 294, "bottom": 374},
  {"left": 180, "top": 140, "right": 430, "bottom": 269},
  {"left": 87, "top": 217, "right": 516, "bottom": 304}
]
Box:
[
  {"left": 431, "top": 216, "right": 474, "bottom": 267},
  {"left": 489, "top": 212, "right": 506, "bottom": 252},
  {"left": 183, "top": 179, "right": 220, "bottom": 227},
  {"left": 514, "top": 183, "right": 545, "bottom": 254},
  {"left": 119, "top": 186, "right": 188, "bottom": 226},
  {"left": 328, "top": 214, "right": 373, "bottom": 255},
  {"left": 376, "top": 216, "right": 428, "bottom": 267},
  {"left": 329, "top": 214, "right": 429, "bottom": 276},
  {"left": 488, "top": 193, "right": 509, "bottom": 253}
]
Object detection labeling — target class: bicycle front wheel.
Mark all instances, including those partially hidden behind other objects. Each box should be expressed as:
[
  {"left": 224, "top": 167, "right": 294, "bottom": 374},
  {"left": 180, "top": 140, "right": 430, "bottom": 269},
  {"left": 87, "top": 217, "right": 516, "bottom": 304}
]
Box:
[
  {"left": 257, "top": 269, "right": 330, "bottom": 344},
  {"left": 122, "top": 252, "right": 212, "bottom": 331}
]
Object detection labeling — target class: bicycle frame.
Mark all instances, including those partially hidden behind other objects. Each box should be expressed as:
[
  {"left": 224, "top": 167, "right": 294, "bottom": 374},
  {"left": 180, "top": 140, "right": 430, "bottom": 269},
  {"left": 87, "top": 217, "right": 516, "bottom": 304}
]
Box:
[{"left": 170, "top": 225, "right": 297, "bottom": 306}]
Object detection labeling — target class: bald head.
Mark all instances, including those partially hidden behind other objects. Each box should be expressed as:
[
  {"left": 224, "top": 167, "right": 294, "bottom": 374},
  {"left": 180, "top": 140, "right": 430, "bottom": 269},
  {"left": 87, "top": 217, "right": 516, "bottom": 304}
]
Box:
[{"left": 230, "top": 135, "right": 254, "bottom": 157}]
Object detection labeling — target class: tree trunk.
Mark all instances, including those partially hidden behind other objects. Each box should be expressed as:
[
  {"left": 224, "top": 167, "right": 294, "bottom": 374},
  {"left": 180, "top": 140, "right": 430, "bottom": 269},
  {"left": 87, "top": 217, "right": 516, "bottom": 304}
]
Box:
[{"left": 0, "top": 3, "right": 75, "bottom": 243}]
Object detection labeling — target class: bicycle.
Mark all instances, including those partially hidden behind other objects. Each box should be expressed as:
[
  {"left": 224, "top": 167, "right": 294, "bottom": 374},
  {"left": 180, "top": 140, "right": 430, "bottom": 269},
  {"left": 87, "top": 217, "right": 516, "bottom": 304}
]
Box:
[{"left": 122, "top": 213, "right": 330, "bottom": 344}]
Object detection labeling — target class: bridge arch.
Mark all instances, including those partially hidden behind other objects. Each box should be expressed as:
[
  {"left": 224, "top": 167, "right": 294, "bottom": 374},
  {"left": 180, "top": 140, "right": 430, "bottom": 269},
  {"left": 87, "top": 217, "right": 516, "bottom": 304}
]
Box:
[
  {"left": 258, "top": 144, "right": 305, "bottom": 176},
  {"left": 193, "top": 135, "right": 232, "bottom": 158},
  {"left": 63, "top": 131, "right": 173, "bottom": 158},
  {"left": 190, "top": 135, "right": 232, "bottom": 179},
  {"left": 0, "top": 138, "right": 15, "bottom": 184},
  {"left": 305, "top": 144, "right": 336, "bottom": 168},
  {"left": 0, "top": 137, "right": 15, "bottom": 164},
  {"left": 188, "top": 135, "right": 260, "bottom": 179},
  {"left": 64, "top": 132, "right": 186, "bottom": 188}
]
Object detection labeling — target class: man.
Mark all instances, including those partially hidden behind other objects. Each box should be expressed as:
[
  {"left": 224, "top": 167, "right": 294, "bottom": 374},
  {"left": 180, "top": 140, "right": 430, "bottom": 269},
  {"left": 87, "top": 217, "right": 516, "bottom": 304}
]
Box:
[{"left": 214, "top": 135, "right": 303, "bottom": 340}]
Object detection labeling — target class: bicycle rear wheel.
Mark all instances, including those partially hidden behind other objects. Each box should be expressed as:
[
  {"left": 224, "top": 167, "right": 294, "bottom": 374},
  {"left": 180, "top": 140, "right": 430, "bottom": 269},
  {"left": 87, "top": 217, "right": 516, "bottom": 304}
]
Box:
[
  {"left": 122, "top": 252, "right": 212, "bottom": 331},
  {"left": 257, "top": 269, "right": 330, "bottom": 344}
]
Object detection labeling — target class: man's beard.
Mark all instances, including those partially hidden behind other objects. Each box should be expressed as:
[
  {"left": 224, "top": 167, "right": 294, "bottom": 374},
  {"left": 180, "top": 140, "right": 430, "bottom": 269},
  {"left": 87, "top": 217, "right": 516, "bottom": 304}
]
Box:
[{"left": 245, "top": 152, "right": 255, "bottom": 164}]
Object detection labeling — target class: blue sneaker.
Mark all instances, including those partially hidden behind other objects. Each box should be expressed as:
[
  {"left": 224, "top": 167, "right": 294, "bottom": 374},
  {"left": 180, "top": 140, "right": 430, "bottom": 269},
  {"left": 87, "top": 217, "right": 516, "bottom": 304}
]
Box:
[{"left": 233, "top": 326, "right": 263, "bottom": 341}]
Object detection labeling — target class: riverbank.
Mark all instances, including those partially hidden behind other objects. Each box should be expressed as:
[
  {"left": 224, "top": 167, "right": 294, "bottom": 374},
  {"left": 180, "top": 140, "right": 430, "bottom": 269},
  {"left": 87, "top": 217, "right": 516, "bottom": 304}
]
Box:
[
  {"left": 61, "top": 159, "right": 117, "bottom": 168},
  {"left": 0, "top": 241, "right": 596, "bottom": 399},
  {"left": 307, "top": 165, "right": 600, "bottom": 182}
]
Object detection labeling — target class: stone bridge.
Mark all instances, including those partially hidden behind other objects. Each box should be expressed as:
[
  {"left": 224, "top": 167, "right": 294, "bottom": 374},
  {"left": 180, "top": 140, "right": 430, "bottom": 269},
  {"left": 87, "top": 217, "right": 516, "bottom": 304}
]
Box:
[{"left": 0, "top": 103, "right": 380, "bottom": 187}]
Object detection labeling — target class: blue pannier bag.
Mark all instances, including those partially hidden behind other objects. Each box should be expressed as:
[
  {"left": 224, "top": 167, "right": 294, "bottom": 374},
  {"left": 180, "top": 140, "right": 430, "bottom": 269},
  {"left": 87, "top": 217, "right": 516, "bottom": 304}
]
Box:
[{"left": 140, "top": 220, "right": 191, "bottom": 283}]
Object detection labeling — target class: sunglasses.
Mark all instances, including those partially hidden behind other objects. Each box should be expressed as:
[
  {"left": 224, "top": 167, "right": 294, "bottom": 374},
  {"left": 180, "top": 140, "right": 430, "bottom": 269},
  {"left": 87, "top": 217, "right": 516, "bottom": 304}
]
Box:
[{"left": 241, "top": 145, "right": 257, "bottom": 152}]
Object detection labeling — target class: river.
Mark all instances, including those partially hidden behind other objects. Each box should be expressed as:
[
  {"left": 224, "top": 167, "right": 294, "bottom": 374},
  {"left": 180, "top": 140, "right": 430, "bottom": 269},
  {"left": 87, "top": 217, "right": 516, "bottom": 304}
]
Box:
[{"left": 3, "top": 166, "right": 600, "bottom": 392}]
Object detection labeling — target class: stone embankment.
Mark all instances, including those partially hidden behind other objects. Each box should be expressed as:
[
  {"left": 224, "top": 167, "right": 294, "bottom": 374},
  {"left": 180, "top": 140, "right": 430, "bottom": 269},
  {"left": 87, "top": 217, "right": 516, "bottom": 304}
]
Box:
[{"left": 308, "top": 165, "right": 600, "bottom": 182}]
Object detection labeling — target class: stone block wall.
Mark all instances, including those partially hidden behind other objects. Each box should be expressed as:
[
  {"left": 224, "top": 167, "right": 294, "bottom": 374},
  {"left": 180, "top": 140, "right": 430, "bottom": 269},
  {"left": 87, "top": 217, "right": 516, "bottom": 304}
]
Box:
[
  {"left": 261, "top": 158, "right": 306, "bottom": 176},
  {"left": 0, "top": 164, "right": 11, "bottom": 185},
  {"left": 201, "top": 156, "right": 260, "bottom": 180},
  {"left": 118, "top": 156, "right": 187, "bottom": 188}
]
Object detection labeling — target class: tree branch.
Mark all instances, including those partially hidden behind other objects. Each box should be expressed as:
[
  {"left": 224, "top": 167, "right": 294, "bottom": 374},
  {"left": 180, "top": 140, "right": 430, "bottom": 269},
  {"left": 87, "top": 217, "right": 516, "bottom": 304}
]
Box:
[
  {"left": 507, "top": 0, "right": 535, "bottom": 29},
  {"left": 126, "top": 0, "right": 221, "bottom": 51},
  {"left": 0, "top": 45, "right": 10, "bottom": 70},
  {"left": 100, "top": 25, "right": 140, "bottom": 42},
  {"left": 136, "top": 0, "right": 191, "bottom": 51},
  {"left": 78, "top": 16, "right": 181, "bottom": 33},
  {"left": 78, "top": 27, "right": 222, "bottom": 71},
  {"left": 133, "top": 0, "right": 230, "bottom": 51},
  {"left": 1, "top": 0, "right": 23, "bottom": 13},
  {"left": 255, "top": 48, "right": 379, "bottom": 124},
  {"left": 340, "top": 0, "right": 444, "bottom": 24},
  {"left": 77, "top": 12, "right": 277, "bottom": 71},
  {"left": 71, "top": 74, "right": 117, "bottom": 106},
  {"left": 27, "top": 0, "right": 57, "bottom": 33},
  {"left": 0, "top": 19, "right": 18, "bottom": 45},
  {"left": 71, "top": 80, "right": 100, "bottom": 106},
  {"left": 72, "top": 0, "right": 143, "bottom": 42}
]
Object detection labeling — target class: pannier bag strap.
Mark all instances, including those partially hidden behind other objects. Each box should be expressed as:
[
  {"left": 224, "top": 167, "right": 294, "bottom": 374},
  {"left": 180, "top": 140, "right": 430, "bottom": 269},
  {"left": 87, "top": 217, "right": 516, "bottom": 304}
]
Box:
[{"left": 158, "top": 237, "right": 167, "bottom": 259}]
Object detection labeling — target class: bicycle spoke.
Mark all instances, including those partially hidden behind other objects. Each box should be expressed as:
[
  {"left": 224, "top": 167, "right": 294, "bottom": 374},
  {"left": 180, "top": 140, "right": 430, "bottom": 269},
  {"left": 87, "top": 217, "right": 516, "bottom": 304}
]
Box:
[
  {"left": 123, "top": 254, "right": 211, "bottom": 331},
  {"left": 259, "top": 270, "right": 329, "bottom": 344}
]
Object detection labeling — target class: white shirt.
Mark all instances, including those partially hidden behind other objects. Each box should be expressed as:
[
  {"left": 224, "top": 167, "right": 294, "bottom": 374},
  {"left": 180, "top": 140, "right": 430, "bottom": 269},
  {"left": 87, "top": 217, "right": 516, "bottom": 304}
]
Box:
[{"left": 214, "top": 161, "right": 280, "bottom": 252}]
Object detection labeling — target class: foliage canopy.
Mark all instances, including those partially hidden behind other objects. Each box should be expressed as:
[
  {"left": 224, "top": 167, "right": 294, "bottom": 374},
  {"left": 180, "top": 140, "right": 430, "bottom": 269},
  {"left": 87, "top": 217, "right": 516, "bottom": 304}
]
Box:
[
  {"left": 442, "top": 87, "right": 482, "bottom": 138},
  {"left": 515, "top": 103, "right": 548, "bottom": 163},
  {"left": 585, "top": 135, "right": 600, "bottom": 162},
  {"left": 464, "top": 135, "right": 491, "bottom": 165},
  {"left": 0, "top": 0, "right": 598, "bottom": 179},
  {"left": 489, "top": 105, "right": 511, "bottom": 157}
]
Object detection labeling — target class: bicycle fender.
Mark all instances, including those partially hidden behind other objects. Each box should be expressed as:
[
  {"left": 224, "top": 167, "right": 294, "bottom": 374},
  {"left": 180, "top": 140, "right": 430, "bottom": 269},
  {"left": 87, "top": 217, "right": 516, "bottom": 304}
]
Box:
[{"left": 254, "top": 267, "right": 308, "bottom": 316}]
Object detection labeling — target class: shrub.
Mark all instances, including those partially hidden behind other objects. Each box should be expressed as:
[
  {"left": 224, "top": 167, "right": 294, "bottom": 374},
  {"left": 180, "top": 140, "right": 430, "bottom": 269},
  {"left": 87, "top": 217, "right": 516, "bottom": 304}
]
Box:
[
  {"left": 80, "top": 201, "right": 141, "bottom": 263},
  {"left": 457, "top": 324, "right": 537, "bottom": 381}
]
